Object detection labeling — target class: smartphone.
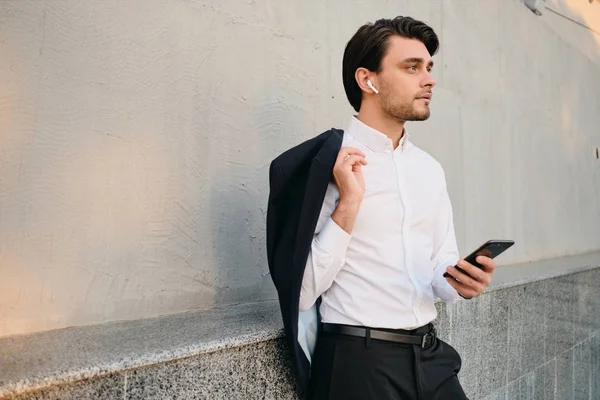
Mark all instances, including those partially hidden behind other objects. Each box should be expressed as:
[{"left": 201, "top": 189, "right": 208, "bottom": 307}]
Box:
[{"left": 443, "top": 239, "right": 515, "bottom": 278}]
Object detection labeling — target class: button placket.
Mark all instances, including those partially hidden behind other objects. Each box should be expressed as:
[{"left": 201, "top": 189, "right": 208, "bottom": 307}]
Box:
[{"left": 393, "top": 150, "right": 420, "bottom": 326}]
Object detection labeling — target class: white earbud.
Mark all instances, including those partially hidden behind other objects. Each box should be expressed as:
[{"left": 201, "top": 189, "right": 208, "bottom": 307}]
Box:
[{"left": 367, "top": 79, "right": 379, "bottom": 94}]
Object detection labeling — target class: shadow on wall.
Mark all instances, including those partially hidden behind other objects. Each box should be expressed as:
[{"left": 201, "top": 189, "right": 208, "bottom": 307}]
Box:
[
  {"left": 207, "top": 80, "right": 315, "bottom": 306},
  {"left": 206, "top": 11, "right": 329, "bottom": 307},
  {"left": 207, "top": 131, "right": 275, "bottom": 306},
  {"left": 207, "top": 74, "right": 293, "bottom": 307}
]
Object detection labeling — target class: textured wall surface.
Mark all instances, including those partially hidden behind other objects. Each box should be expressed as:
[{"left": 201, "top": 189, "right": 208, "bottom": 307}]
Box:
[
  {"left": 1, "top": 0, "right": 599, "bottom": 336},
  {"left": 3, "top": 268, "right": 599, "bottom": 399}
]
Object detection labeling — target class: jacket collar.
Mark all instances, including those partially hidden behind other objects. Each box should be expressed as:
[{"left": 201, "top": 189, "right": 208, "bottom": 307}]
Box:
[{"left": 313, "top": 128, "right": 343, "bottom": 165}]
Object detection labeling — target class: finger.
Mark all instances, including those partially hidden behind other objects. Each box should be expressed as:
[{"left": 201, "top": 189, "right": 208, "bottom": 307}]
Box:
[
  {"left": 475, "top": 256, "right": 495, "bottom": 273},
  {"left": 445, "top": 277, "right": 477, "bottom": 299},
  {"left": 339, "top": 147, "right": 366, "bottom": 159},
  {"left": 341, "top": 154, "right": 367, "bottom": 166},
  {"left": 446, "top": 265, "right": 485, "bottom": 292},
  {"left": 456, "top": 260, "right": 492, "bottom": 287},
  {"left": 456, "top": 260, "right": 487, "bottom": 282}
]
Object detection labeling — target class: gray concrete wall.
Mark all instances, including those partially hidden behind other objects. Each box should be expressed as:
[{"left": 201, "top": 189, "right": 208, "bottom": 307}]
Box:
[{"left": 1, "top": 0, "right": 599, "bottom": 337}]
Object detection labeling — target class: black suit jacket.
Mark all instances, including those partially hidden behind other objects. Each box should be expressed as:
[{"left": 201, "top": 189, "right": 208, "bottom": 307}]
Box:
[{"left": 266, "top": 128, "right": 343, "bottom": 395}]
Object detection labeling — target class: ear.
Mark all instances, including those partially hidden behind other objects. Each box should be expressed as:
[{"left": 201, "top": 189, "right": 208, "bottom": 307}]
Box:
[{"left": 355, "top": 67, "right": 378, "bottom": 94}]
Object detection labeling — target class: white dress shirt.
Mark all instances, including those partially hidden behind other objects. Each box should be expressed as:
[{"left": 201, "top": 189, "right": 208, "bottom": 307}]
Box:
[{"left": 299, "top": 117, "right": 462, "bottom": 334}]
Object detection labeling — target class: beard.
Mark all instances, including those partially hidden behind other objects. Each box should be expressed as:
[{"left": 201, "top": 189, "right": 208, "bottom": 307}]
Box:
[{"left": 378, "top": 82, "right": 431, "bottom": 122}]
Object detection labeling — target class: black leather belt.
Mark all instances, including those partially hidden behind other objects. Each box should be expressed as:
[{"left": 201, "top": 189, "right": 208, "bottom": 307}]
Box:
[{"left": 322, "top": 323, "right": 437, "bottom": 349}]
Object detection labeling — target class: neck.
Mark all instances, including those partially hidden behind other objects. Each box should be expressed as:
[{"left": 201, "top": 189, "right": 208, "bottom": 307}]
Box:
[{"left": 356, "top": 105, "right": 405, "bottom": 149}]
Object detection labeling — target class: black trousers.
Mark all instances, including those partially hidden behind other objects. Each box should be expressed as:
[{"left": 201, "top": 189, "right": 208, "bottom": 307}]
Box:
[{"left": 308, "top": 324, "right": 468, "bottom": 400}]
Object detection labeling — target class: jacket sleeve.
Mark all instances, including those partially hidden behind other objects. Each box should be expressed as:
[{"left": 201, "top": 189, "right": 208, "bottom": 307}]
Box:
[
  {"left": 298, "top": 183, "right": 351, "bottom": 311},
  {"left": 266, "top": 163, "right": 277, "bottom": 276},
  {"left": 266, "top": 161, "right": 284, "bottom": 282}
]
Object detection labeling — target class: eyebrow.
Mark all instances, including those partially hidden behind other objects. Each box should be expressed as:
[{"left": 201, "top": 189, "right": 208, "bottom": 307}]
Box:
[{"left": 401, "top": 57, "right": 434, "bottom": 68}]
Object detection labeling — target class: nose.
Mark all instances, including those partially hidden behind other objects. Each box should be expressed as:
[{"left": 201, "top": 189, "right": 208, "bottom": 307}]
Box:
[{"left": 422, "top": 71, "right": 436, "bottom": 88}]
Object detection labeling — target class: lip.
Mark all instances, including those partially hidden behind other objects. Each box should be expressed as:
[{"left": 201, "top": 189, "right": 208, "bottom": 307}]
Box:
[{"left": 417, "top": 93, "right": 432, "bottom": 100}]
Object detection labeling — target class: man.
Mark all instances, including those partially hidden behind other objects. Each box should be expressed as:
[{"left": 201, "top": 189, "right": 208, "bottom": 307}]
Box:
[{"left": 267, "top": 16, "right": 495, "bottom": 399}]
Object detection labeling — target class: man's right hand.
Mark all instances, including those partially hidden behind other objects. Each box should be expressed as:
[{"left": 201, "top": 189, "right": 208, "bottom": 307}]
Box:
[
  {"left": 333, "top": 147, "right": 367, "bottom": 201},
  {"left": 331, "top": 147, "right": 367, "bottom": 234}
]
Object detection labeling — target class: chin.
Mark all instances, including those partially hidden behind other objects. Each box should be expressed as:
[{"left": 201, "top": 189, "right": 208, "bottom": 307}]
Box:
[
  {"left": 386, "top": 105, "right": 430, "bottom": 122},
  {"left": 409, "top": 110, "right": 430, "bottom": 121},
  {"left": 412, "top": 115, "right": 430, "bottom": 122}
]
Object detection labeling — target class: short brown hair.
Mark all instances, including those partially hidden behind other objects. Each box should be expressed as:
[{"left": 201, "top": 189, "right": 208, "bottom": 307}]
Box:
[{"left": 342, "top": 16, "right": 439, "bottom": 112}]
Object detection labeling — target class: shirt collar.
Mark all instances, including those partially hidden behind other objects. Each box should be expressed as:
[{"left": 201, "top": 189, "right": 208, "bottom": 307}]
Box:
[{"left": 346, "top": 116, "right": 409, "bottom": 153}]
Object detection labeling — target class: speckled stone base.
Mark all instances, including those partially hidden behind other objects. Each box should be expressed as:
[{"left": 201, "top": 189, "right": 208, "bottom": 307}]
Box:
[
  {"left": 2, "top": 261, "right": 599, "bottom": 399},
  {"left": 8, "top": 339, "right": 299, "bottom": 400},
  {"left": 125, "top": 338, "right": 299, "bottom": 400},
  {"left": 8, "top": 374, "right": 125, "bottom": 400}
]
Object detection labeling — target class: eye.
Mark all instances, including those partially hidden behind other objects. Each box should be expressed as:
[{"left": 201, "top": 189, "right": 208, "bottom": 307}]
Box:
[{"left": 407, "top": 65, "right": 417, "bottom": 71}]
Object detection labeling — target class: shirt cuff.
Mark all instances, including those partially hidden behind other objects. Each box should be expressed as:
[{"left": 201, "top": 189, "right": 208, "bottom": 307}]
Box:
[
  {"left": 432, "top": 259, "right": 464, "bottom": 303},
  {"left": 313, "top": 217, "right": 352, "bottom": 260}
]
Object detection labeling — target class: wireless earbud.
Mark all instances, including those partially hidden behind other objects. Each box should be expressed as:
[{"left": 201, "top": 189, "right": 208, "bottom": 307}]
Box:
[{"left": 367, "top": 79, "right": 379, "bottom": 94}]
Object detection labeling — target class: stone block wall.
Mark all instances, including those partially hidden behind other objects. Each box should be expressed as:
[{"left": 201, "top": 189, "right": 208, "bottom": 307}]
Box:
[{"left": 3, "top": 266, "right": 598, "bottom": 400}]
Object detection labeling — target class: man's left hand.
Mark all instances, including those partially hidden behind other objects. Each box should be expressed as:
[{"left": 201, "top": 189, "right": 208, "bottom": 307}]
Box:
[{"left": 444, "top": 256, "right": 495, "bottom": 299}]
